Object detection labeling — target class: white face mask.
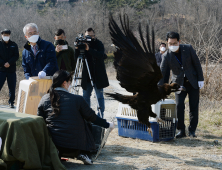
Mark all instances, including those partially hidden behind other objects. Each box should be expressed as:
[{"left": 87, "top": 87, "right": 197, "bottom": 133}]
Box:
[
  {"left": 68, "top": 85, "right": 72, "bottom": 92},
  {"left": 3, "top": 36, "right": 10, "bottom": 42},
  {"left": 28, "top": 35, "right": 39, "bottom": 43},
  {"left": 160, "top": 47, "right": 166, "bottom": 52},
  {"left": 169, "top": 45, "right": 179, "bottom": 52}
]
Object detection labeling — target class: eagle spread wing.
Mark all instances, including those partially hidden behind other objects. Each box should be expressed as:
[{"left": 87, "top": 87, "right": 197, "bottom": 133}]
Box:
[
  {"left": 107, "top": 14, "right": 181, "bottom": 128},
  {"left": 109, "top": 14, "right": 162, "bottom": 93}
]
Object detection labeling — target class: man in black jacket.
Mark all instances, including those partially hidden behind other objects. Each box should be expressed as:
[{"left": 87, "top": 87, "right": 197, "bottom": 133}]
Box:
[
  {"left": 0, "top": 29, "right": 19, "bottom": 108},
  {"left": 75, "top": 28, "right": 109, "bottom": 118},
  {"left": 54, "top": 29, "right": 76, "bottom": 72},
  {"left": 159, "top": 32, "right": 204, "bottom": 138}
]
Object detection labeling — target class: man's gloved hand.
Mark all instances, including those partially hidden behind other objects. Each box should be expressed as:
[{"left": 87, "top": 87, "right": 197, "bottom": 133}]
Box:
[
  {"left": 108, "top": 122, "right": 115, "bottom": 131},
  {"left": 175, "top": 91, "right": 181, "bottom": 94},
  {"left": 198, "top": 81, "right": 204, "bottom": 89},
  {"left": 176, "top": 86, "right": 186, "bottom": 94},
  {"left": 38, "top": 71, "right": 46, "bottom": 79}
]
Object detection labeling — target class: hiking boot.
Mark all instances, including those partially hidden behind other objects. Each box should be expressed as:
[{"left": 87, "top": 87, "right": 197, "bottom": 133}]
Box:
[{"left": 77, "top": 154, "right": 93, "bottom": 165}]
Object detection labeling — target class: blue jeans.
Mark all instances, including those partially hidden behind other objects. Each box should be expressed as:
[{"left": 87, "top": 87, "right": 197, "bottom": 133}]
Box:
[
  {"left": 83, "top": 82, "right": 105, "bottom": 118},
  {"left": 0, "top": 72, "right": 16, "bottom": 105}
]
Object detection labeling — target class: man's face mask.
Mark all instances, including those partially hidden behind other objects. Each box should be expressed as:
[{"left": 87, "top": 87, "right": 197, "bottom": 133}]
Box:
[
  {"left": 168, "top": 41, "right": 180, "bottom": 52},
  {"left": 28, "top": 35, "right": 39, "bottom": 43},
  {"left": 169, "top": 45, "right": 179, "bottom": 52},
  {"left": 160, "top": 47, "right": 166, "bottom": 52},
  {"left": 55, "top": 39, "right": 65, "bottom": 45},
  {"left": 67, "top": 79, "right": 72, "bottom": 91},
  {"left": 2, "top": 36, "right": 10, "bottom": 42}
]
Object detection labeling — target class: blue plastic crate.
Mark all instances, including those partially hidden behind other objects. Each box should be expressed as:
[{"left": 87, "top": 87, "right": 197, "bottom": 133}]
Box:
[
  {"left": 116, "top": 117, "right": 177, "bottom": 142},
  {"left": 116, "top": 100, "right": 177, "bottom": 142}
]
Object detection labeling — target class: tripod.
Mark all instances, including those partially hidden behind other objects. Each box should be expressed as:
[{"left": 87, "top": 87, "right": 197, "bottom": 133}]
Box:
[{"left": 69, "top": 51, "right": 103, "bottom": 118}]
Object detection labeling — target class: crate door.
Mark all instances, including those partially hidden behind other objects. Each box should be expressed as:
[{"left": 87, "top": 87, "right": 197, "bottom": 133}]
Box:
[{"left": 159, "top": 104, "right": 177, "bottom": 140}]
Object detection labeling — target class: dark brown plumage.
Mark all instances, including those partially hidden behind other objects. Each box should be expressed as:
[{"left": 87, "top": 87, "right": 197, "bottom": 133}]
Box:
[{"left": 107, "top": 14, "right": 182, "bottom": 129}]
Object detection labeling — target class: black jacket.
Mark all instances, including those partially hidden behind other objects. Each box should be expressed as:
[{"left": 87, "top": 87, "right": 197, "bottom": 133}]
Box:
[
  {"left": 159, "top": 44, "right": 204, "bottom": 89},
  {"left": 37, "top": 90, "right": 109, "bottom": 151},
  {"left": 75, "top": 39, "right": 109, "bottom": 90},
  {"left": 0, "top": 40, "right": 19, "bottom": 72}
]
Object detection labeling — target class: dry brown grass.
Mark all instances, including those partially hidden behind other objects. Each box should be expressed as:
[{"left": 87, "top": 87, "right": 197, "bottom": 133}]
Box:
[{"left": 201, "top": 64, "right": 222, "bottom": 101}]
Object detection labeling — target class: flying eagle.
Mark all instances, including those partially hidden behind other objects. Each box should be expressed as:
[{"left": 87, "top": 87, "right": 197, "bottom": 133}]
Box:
[{"left": 107, "top": 14, "right": 183, "bottom": 133}]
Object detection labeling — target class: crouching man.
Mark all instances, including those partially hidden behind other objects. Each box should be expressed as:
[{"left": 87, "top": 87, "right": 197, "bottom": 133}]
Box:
[{"left": 22, "top": 23, "right": 58, "bottom": 79}]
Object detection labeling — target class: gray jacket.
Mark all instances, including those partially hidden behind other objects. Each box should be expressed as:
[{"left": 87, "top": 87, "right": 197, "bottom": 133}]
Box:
[
  {"left": 155, "top": 52, "right": 163, "bottom": 67},
  {"left": 159, "top": 44, "right": 204, "bottom": 89}
]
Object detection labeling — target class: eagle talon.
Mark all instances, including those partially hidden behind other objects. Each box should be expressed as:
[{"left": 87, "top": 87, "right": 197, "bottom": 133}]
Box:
[
  {"left": 147, "top": 128, "right": 153, "bottom": 137},
  {"left": 156, "top": 117, "right": 164, "bottom": 123}
]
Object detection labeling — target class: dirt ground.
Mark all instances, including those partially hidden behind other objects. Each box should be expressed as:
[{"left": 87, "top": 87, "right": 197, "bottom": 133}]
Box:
[{"left": 62, "top": 80, "right": 222, "bottom": 170}]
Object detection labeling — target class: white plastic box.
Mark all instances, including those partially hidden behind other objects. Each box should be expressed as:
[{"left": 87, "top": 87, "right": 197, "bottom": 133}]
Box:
[{"left": 16, "top": 77, "right": 52, "bottom": 115}]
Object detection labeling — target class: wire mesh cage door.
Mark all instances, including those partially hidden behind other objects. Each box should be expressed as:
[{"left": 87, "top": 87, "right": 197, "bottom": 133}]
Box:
[{"left": 159, "top": 104, "right": 177, "bottom": 140}]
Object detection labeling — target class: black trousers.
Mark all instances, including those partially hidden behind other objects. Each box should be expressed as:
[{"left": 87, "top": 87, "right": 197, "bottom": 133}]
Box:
[
  {"left": 0, "top": 72, "right": 16, "bottom": 104},
  {"left": 175, "top": 81, "right": 199, "bottom": 132}
]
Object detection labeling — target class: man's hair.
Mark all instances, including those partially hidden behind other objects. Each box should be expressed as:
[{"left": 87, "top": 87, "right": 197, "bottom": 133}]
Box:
[
  {"left": 55, "top": 29, "right": 65, "bottom": 36},
  {"left": 160, "top": 42, "right": 166, "bottom": 47},
  {"left": 23, "top": 23, "right": 38, "bottom": 35},
  {"left": 85, "top": 28, "right": 95, "bottom": 33},
  {"left": 166, "top": 32, "right": 180, "bottom": 41},
  {"left": 1, "top": 29, "right": 11, "bottom": 35}
]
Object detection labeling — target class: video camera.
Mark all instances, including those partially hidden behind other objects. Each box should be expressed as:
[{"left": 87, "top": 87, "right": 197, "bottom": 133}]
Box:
[{"left": 74, "top": 34, "right": 92, "bottom": 55}]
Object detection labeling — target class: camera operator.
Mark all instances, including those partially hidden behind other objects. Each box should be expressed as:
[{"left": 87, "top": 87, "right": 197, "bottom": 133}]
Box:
[
  {"left": 54, "top": 29, "right": 76, "bottom": 72},
  {"left": 75, "top": 28, "right": 109, "bottom": 118}
]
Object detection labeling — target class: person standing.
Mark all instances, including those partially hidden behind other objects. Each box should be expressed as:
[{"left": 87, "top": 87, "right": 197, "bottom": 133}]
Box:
[
  {"left": 155, "top": 42, "right": 170, "bottom": 83},
  {"left": 159, "top": 32, "right": 204, "bottom": 138},
  {"left": 22, "top": 23, "right": 58, "bottom": 79},
  {"left": 54, "top": 29, "right": 76, "bottom": 72},
  {"left": 155, "top": 43, "right": 167, "bottom": 66},
  {"left": 0, "top": 29, "right": 19, "bottom": 108},
  {"left": 75, "top": 28, "right": 109, "bottom": 118}
]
